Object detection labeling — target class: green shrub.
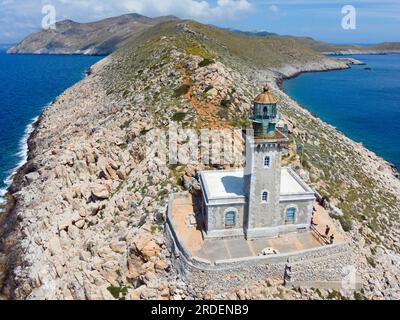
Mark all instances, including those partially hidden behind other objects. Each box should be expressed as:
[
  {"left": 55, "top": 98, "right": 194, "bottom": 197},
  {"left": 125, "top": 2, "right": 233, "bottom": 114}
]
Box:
[
  {"left": 354, "top": 291, "right": 367, "bottom": 300},
  {"left": 220, "top": 99, "right": 231, "bottom": 108},
  {"left": 107, "top": 285, "right": 128, "bottom": 300},
  {"left": 172, "top": 112, "right": 187, "bottom": 122},
  {"left": 187, "top": 45, "right": 215, "bottom": 59},
  {"left": 204, "top": 85, "right": 214, "bottom": 93},
  {"left": 199, "top": 58, "right": 215, "bottom": 67},
  {"left": 174, "top": 84, "right": 191, "bottom": 97},
  {"left": 326, "top": 290, "right": 346, "bottom": 300},
  {"left": 366, "top": 256, "right": 376, "bottom": 268},
  {"left": 338, "top": 214, "right": 353, "bottom": 232},
  {"left": 301, "top": 157, "right": 311, "bottom": 170},
  {"left": 140, "top": 128, "right": 152, "bottom": 135},
  {"left": 120, "top": 120, "right": 131, "bottom": 129}
]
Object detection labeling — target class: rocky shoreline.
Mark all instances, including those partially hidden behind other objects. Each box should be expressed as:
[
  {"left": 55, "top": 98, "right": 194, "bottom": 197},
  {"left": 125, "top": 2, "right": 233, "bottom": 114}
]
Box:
[
  {"left": 1, "top": 24, "right": 399, "bottom": 299},
  {"left": 0, "top": 111, "right": 45, "bottom": 298}
]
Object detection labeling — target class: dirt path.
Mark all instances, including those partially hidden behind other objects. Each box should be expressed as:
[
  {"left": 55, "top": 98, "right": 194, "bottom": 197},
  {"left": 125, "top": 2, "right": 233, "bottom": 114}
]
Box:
[{"left": 179, "top": 64, "right": 232, "bottom": 130}]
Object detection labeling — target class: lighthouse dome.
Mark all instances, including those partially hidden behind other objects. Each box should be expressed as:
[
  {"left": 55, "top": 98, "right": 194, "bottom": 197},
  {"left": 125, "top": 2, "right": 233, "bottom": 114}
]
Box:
[{"left": 254, "top": 84, "right": 277, "bottom": 104}]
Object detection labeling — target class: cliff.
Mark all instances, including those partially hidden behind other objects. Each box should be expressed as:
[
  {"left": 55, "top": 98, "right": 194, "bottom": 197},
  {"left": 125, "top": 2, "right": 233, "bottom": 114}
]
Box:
[{"left": 1, "top": 20, "right": 399, "bottom": 300}]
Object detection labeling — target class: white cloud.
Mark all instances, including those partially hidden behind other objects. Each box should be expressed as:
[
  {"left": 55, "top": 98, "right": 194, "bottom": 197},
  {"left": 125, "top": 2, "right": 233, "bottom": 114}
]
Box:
[
  {"left": 269, "top": 4, "right": 279, "bottom": 13},
  {"left": 57, "top": 0, "right": 253, "bottom": 20},
  {"left": 0, "top": 0, "right": 253, "bottom": 42}
]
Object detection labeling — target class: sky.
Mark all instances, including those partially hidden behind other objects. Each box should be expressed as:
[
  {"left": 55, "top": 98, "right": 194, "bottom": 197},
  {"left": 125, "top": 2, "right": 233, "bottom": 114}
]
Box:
[{"left": 0, "top": 0, "right": 399, "bottom": 44}]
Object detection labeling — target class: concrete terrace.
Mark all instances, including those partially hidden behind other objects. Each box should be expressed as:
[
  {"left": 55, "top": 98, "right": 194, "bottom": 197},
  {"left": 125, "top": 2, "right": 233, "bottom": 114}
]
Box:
[{"left": 170, "top": 193, "right": 345, "bottom": 263}]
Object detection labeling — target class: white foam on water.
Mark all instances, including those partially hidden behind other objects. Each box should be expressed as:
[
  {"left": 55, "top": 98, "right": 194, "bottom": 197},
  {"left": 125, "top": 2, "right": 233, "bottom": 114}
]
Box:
[
  {"left": 0, "top": 116, "right": 39, "bottom": 211},
  {"left": 0, "top": 189, "right": 5, "bottom": 204}
]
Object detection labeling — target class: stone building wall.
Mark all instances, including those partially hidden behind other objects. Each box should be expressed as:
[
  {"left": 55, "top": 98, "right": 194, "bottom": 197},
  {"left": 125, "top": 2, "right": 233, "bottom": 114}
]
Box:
[
  {"left": 245, "top": 142, "right": 283, "bottom": 236},
  {"left": 206, "top": 203, "right": 245, "bottom": 238},
  {"left": 166, "top": 220, "right": 353, "bottom": 293},
  {"left": 278, "top": 198, "right": 315, "bottom": 231}
]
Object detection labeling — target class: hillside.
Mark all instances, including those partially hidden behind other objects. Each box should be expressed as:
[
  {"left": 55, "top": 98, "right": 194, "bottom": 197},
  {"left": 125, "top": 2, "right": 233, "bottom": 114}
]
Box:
[
  {"left": 1, "top": 20, "right": 399, "bottom": 300},
  {"left": 7, "top": 14, "right": 178, "bottom": 55}
]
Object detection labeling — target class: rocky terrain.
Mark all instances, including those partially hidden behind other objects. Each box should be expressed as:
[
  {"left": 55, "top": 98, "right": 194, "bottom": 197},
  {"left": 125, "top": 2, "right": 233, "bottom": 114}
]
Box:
[
  {"left": 7, "top": 14, "right": 178, "bottom": 55},
  {"left": 1, "top": 20, "right": 399, "bottom": 300}
]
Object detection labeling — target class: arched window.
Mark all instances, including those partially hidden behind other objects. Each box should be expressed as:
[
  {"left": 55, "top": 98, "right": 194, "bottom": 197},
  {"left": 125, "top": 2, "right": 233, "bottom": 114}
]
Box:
[
  {"left": 225, "top": 211, "right": 236, "bottom": 228},
  {"left": 261, "top": 191, "right": 269, "bottom": 203},
  {"left": 264, "top": 156, "right": 270, "bottom": 168},
  {"left": 285, "top": 207, "right": 297, "bottom": 224}
]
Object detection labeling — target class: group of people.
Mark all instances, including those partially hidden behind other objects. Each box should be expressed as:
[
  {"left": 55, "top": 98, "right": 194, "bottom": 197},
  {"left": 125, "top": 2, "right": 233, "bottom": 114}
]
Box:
[{"left": 310, "top": 212, "right": 335, "bottom": 244}]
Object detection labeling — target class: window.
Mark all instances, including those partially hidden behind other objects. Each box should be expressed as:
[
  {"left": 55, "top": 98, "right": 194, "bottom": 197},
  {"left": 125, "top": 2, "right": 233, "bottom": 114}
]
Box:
[
  {"left": 262, "top": 191, "right": 269, "bottom": 203},
  {"left": 285, "top": 207, "right": 297, "bottom": 224},
  {"left": 263, "top": 106, "right": 268, "bottom": 117},
  {"left": 264, "top": 156, "right": 270, "bottom": 168},
  {"left": 225, "top": 211, "right": 236, "bottom": 228}
]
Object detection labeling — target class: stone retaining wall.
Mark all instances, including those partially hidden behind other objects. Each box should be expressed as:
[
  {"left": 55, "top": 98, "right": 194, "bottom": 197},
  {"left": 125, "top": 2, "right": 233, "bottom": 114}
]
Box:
[{"left": 166, "top": 193, "right": 354, "bottom": 293}]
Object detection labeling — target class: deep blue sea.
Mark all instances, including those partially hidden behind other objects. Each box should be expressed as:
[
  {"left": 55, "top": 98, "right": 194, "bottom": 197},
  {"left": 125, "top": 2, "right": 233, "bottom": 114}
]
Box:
[
  {"left": 0, "top": 49, "right": 102, "bottom": 203},
  {"left": 284, "top": 54, "right": 400, "bottom": 169}
]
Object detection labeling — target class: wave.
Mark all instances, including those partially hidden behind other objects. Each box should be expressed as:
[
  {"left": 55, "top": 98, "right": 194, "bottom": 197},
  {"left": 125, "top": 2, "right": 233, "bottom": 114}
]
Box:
[{"left": 0, "top": 116, "right": 39, "bottom": 212}]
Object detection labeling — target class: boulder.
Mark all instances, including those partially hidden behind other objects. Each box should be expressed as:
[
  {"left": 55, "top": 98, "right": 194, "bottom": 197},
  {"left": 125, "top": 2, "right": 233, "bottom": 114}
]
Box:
[
  {"left": 25, "top": 172, "right": 40, "bottom": 184},
  {"left": 48, "top": 236, "right": 63, "bottom": 257},
  {"left": 133, "top": 231, "right": 161, "bottom": 261},
  {"left": 75, "top": 219, "right": 85, "bottom": 229},
  {"left": 110, "top": 241, "right": 126, "bottom": 254},
  {"left": 68, "top": 224, "right": 80, "bottom": 240},
  {"left": 58, "top": 216, "right": 72, "bottom": 231},
  {"left": 154, "top": 259, "right": 169, "bottom": 271},
  {"left": 92, "top": 184, "right": 111, "bottom": 200}
]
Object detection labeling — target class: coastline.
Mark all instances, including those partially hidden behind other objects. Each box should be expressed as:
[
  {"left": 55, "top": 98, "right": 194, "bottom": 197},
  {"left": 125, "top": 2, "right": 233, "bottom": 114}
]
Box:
[
  {"left": 6, "top": 51, "right": 107, "bottom": 57},
  {"left": 0, "top": 111, "right": 45, "bottom": 298},
  {"left": 321, "top": 51, "right": 400, "bottom": 56},
  {"left": 0, "top": 56, "right": 110, "bottom": 298},
  {"left": 276, "top": 58, "right": 400, "bottom": 174},
  {"left": 0, "top": 116, "right": 39, "bottom": 212}
]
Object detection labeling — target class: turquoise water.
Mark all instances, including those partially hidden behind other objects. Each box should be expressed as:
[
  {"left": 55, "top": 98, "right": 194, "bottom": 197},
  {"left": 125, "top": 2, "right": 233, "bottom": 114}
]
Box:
[
  {"left": 283, "top": 54, "right": 400, "bottom": 169},
  {"left": 0, "top": 49, "right": 102, "bottom": 201}
]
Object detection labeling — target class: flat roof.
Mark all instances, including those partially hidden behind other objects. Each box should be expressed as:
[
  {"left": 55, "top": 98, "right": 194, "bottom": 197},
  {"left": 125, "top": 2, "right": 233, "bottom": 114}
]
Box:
[
  {"left": 280, "top": 167, "right": 310, "bottom": 194},
  {"left": 200, "top": 170, "right": 245, "bottom": 200},
  {"left": 200, "top": 167, "right": 313, "bottom": 202}
]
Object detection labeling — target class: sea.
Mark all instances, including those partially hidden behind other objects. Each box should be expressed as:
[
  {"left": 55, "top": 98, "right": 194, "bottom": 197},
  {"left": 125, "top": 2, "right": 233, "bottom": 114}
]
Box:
[
  {"left": 0, "top": 48, "right": 102, "bottom": 207},
  {"left": 283, "top": 54, "right": 400, "bottom": 170}
]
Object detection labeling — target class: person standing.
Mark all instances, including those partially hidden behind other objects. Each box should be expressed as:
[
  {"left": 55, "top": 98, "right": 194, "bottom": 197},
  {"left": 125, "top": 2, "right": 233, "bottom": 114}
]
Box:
[
  {"left": 284, "top": 264, "right": 292, "bottom": 286},
  {"left": 311, "top": 216, "right": 318, "bottom": 226},
  {"left": 325, "top": 225, "right": 330, "bottom": 237}
]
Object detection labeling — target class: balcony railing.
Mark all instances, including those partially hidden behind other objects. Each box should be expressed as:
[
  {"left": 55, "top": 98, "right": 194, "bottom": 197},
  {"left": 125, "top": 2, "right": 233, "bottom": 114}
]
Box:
[{"left": 310, "top": 225, "right": 330, "bottom": 245}]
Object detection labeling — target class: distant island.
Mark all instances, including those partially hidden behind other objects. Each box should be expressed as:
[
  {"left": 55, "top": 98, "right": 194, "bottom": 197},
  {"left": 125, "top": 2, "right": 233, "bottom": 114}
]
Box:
[
  {"left": 7, "top": 14, "right": 179, "bottom": 55},
  {"left": 7, "top": 13, "right": 400, "bottom": 56}
]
